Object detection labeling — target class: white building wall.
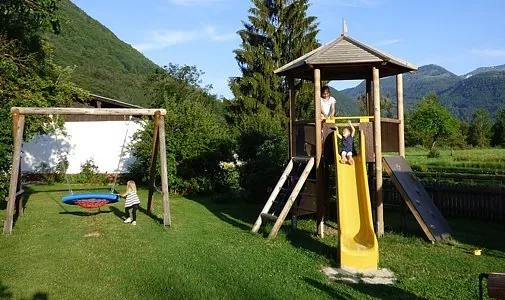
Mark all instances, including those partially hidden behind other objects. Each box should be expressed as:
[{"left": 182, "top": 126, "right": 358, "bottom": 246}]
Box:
[{"left": 22, "top": 121, "right": 144, "bottom": 174}]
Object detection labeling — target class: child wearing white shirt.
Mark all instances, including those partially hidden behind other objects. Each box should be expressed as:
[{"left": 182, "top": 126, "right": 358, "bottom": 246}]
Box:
[{"left": 320, "top": 86, "right": 336, "bottom": 118}]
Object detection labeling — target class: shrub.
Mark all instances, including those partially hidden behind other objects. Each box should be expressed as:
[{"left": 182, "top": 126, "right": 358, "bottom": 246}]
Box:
[
  {"left": 427, "top": 149, "right": 441, "bottom": 158},
  {"left": 72, "top": 158, "right": 108, "bottom": 185}
]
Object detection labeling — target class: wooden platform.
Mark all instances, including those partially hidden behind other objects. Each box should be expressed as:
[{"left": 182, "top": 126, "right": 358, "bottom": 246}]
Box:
[{"left": 383, "top": 156, "right": 452, "bottom": 242}]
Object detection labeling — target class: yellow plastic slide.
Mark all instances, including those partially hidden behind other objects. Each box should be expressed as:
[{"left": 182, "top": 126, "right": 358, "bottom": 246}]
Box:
[{"left": 334, "top": 130, "right": 378, "bottom": 271}]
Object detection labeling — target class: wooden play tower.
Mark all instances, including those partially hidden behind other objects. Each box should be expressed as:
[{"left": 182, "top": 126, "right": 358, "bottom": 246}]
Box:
[{"left": 273, "top": 32, "right": 418, "bottom": 237}]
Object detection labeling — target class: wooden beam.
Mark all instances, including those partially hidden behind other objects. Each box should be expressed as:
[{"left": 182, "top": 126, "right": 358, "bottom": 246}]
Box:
[
  {"left": 396, "top": 74, "right": 405, "bottom": 157},
  {"left": 288, "top": 77, "right": 296, "bottom": 158},
  {"left": 11, "top": 107, "right": 166, "bottom": 116},
  {"left": 314, "top": 68, "right": 324, "bottom": 238},
  {"left": 157, "top": 115, "right": 172, "bottom": 227},
  {"left": 4, "top": 112, "right": 25, "bottom": 234},
  {"left": 373, "top": 67, "right": 384, "bottom": 237},
  {"left": 147, "top": 112, "right": 161, "bottom": 213}
]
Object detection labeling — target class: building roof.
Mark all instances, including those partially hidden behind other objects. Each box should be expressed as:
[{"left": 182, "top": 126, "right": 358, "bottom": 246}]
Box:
[
  {"left": 274, "top": 35, "right": 418, "bottom": 80},
  {"left": 89, "top": 94, "right": 143, "bottom": 109}
]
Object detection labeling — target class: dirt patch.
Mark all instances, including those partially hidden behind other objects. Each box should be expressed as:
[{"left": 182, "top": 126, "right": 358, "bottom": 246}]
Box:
[{"left": 84, "top": 232, "right": 101, "bottom": 238}]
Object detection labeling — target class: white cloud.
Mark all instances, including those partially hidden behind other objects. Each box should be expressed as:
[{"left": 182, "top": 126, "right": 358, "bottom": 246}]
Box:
[
  {"left": 470, "top": 49, "right": 505, "bottom": 58},
  {"left": 168, "top": 0, "right": 226, "bottom": 6},
  {"left": 331, "top": 0, "right": 382, "bottom": 8},
  {"left": 374, "top": 39, "right": 402, "bottom": 46},
  {"left": 133, "top": 25, "right": 235, "bottom": 52},
  {"left": 203, "top": 25, "right": 236, "bottom": 41}
]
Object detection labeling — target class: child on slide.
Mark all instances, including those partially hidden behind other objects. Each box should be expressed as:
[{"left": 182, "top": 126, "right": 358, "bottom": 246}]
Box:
[{"left": 336, "top": 120, "right": 356, "bottom": 165}]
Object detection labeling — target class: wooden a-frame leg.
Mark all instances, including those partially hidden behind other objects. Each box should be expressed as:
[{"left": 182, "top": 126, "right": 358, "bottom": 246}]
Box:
[
  {"left": 157, "top": 115, "right": 171, "bottom": 227},
  {"left": 4, "top": 112, "right": 25, "bottom": 234},
  {"left": 16, "top": 163, "right": 23, "bottom": 217},
  {"left": 147, "top": 113, "right": 160, "bottom": 213}
]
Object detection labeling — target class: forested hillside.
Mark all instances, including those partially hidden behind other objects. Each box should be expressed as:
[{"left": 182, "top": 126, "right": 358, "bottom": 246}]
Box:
[
  {"left": 48, "top": 0, "right": 158, "bottom": 106},
  {"left": 441, "top": 71, "right": 505, "bottom": 118},
  {"left": 329, "top": 87, "right": 359, "bottom": 115}
]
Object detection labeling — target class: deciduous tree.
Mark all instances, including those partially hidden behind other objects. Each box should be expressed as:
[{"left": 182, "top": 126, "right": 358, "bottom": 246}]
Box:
[{"left": 406, "top": 94, "right": 461, "bottom": 150}]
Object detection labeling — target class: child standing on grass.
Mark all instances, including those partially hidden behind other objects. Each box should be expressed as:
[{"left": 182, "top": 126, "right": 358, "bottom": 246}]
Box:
[
  {"left": 336, "top": 120, "right": 356, "bottom": 165},
  {"left": 119, "top": 180, "right": 140, "bottom": 225}
]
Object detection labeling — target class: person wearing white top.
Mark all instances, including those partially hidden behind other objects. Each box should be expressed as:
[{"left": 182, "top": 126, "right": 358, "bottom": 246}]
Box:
[{"left": 320, "top": 86, "right": 336, "bottom": 118}]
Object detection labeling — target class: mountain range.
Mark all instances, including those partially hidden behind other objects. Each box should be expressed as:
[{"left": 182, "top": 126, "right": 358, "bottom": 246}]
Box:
[
  {"left": 340, "top": 64, "right": 505, "bottom": 118},
  {"left": 51, "top": 1, "right": 505, "bottom": 119}
]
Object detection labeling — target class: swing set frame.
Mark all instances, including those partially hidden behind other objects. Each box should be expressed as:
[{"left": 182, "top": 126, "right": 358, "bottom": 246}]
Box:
[{"left": 3, "top": 107, "right": 172, "bottom": 234}]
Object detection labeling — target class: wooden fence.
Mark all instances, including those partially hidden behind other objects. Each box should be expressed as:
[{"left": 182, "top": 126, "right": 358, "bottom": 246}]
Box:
[{"left": 382, "top": 179, "right": 505, "bottom": 221}]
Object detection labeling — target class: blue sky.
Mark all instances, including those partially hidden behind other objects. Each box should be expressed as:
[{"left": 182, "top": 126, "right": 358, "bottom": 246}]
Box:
[{"left": 72, "top": 0, "right": 505, "bottom": 98}]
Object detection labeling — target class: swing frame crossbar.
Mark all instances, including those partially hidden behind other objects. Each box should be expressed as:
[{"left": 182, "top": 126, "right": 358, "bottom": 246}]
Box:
[{"left": 3, "top": 107, "right": 172, "bottom": 234}]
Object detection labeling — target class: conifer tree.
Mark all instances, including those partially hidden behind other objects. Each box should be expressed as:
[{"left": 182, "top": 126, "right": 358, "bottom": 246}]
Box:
[{"left": 230, "top": 0, "right": 319, "bottom": 120}]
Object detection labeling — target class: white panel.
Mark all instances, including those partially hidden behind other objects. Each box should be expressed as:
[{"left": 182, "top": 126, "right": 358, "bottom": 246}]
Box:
[{"left": 22, "top": 121, "right": 144, "bottom": 174}]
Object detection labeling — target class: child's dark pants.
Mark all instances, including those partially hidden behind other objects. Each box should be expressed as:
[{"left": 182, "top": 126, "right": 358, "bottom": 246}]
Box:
[{"left": 125, "top": 204, "right": 139, "bottom": 221}]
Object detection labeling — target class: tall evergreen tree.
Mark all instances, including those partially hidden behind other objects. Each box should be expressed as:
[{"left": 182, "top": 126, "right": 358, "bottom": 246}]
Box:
[
  {"left": 491, "top": 109, "right": 505, "bottom": 147},
  {"left": 230, "top": 0, "right": 319, "bottom": 120}
]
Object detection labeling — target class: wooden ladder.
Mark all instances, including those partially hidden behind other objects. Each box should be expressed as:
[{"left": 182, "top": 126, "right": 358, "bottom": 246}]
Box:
[{"left": 251, "top": 156, "right": 315, "bottom": 239}]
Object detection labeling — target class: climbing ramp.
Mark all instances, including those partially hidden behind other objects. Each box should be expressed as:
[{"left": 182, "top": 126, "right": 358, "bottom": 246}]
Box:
[
  {"left": 334, "top": 130, "right": 378, "bottom": 271},
  {"left": 251, "top": 157, "right": 314, "bottom": 239},
  {"left": 383, "top": 156, "right": 452, "bottom": 242}
]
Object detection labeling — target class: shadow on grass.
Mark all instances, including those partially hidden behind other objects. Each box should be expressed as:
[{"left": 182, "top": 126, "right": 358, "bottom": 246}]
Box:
[
  {"left": 187, "top": 196, "right": 339, "bottom": 262},
  {"left": 303, "top": 277, "right": 427, "bottom": 300},
  {"left": 0, "top": 281, "right": 13, "bottom": 299},
  {"left": 187, "top": 196, "right": 259, "bottom": 230},
  {"left": 32, "top": 292, "right": 48, "bottom": 300},
  {"left": 285, "top": 227, "right": 338, "bottom": 262},
  {"left": 384, "top": 209, "right": 505, "bottom": 253},
  {"left": 109, "top": 205, "right": 163, "bottom": 224},
  {"left": 59, "top": 210, "right": 112, "bottom": 217}
]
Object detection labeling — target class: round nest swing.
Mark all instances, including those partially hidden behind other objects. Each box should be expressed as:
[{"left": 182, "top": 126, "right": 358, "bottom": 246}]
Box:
[{"left": 62, "top": 193, "right": 120, "bottom": 208}]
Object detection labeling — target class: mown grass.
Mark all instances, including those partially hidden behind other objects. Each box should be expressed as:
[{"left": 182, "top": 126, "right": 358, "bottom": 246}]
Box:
[
  {"left": 405, "top": 148, "right": 505, "bottom": 172},
  {"left": 1, "top": 184, "right": 504, "bottom": 299}
]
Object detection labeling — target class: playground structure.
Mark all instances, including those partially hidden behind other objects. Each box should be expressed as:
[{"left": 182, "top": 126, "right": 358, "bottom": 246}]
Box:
[
  {"left": 252, "top": 32, "right": 452, "bottom": 270},
  {"left": 3, "top": 107, "right": 172, "bottom": 234}
]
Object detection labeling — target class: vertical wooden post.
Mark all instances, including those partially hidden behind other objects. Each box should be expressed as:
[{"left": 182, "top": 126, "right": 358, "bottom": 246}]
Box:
[
  {"left": 396, "top": 73, "right": 407, "bottom": 229},
  {"left": 288, "top": 77, "right": 296, "bottom": 158},
  {"left": 396, "top": 74, "right": 405, "bottom": 157},
  {"left": 3, "top": 110, "right": 25, "bottom": 234},
  {"left": 157, "top": 114, "right": 172, "bottom": 227},
  {"left": 147, "top": 112, "right": 161, "bottom": 213},
  {"left": 366, "top": 78, "right": 375, "bottom": 217},
  {"left": 373, "top": 67, "right": 384, "bottom": 237},
  {"left": 366, "top": 79, "right": 372, "bottom": 115},
  {"left": 314, "top": 68, "right": 324, "bottom": 238}
]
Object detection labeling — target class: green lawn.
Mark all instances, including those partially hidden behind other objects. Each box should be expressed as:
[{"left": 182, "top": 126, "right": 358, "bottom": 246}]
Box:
[
  {"left": 404, "top": 148, "right": 505, "bottom": 172},
  {"left": 1, "top": 184, "right": 504, "bottom": 299}
]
